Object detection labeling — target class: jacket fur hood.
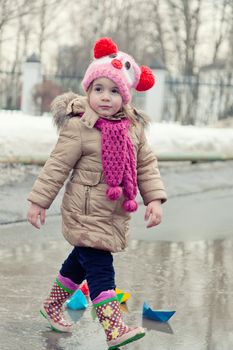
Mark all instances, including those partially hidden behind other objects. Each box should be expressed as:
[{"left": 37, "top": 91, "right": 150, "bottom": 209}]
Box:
[
  {"left": 50, "top": 91, "right": 149, "bottom": 130},
  {"left": 51, "top": 92, "right": 87, "bottom": 130}
]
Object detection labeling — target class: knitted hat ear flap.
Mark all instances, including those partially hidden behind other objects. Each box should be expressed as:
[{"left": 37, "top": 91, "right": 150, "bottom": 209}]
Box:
[{"left": 135, "top": 66, "right": 155, "bottom": 91}]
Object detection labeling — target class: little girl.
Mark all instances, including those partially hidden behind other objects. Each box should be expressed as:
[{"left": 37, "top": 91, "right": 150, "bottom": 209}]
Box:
[{"left": 27, "top": 37, "right": 167, "bottom": 349}]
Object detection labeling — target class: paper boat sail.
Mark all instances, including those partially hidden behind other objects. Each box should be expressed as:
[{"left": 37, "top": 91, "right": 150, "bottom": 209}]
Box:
[
  {"left": 80, "top": 281, "right": 89, "bottom": 297},
  {"left": 66, "top": 289, "right": 88, "bottom": 310},
  {"left": 116, "top": 288, "right": 131, "bottom": 303},
  {"left": 143, "top": 302, "right": 175, "bottom": 323}
]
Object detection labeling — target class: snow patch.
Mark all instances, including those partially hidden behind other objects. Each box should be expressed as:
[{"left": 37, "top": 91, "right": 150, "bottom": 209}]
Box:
[{"left": 1, "top": 111, "right": 233, "bottom": 162}]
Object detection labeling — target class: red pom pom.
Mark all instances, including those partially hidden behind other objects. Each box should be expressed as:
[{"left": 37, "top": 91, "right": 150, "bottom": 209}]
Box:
[
  {"left": 94, "top": 37, "right": 118, "bottom": 59},
  {"left": 136, "top": 66, "right": 155, "bottom": 91}
]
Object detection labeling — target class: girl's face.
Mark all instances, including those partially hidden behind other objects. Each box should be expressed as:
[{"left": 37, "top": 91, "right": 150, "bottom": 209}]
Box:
[{"left": 89, "top": 77, "right": 123, "bottom": 117}]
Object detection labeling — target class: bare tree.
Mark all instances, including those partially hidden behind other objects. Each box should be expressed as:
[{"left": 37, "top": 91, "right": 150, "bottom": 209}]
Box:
[
  {"left": 227, "top": 1, "right": 233, "bottom": 70},
  {"left": 163, "top": 0, "right": 203, "bottom": 75},
  {"left": 33, "top": 0, "right": 67, "bottom": 64},
  {"left": 151, "top": 0, "right": 168, "bottom": 68},
  {"left": 211, "top": 0, "right": 231, "bottom": 64},
  {"left": 0, "top": 0, "right": 31, "bottom": 32},
  {"left": 0, "top": 0, "right": 32, "bottom": 68},
  {"left": 66, "top": 0, "right": 162, "bottom": 72}
]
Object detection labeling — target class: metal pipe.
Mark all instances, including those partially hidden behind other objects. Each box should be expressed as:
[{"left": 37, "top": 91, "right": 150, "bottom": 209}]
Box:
[
  {"left": 1, "top": 152, "right": 233, "bottom": 165},
  {"left": 157, "top": 152, "right": 233, "bottom": 162}
]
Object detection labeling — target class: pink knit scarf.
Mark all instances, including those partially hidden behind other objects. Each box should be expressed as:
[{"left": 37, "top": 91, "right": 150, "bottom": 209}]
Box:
[{"left": 95, "top": 117, "right": 138, "bottom": 212}]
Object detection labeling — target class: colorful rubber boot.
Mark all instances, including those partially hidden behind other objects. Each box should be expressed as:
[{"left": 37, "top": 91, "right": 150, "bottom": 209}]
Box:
[
  {"left": 93, "top": 290, "right": 145, "bottom": 349},
  {"left": 40, "top": 274, "right": 78, "bottom": 332}
]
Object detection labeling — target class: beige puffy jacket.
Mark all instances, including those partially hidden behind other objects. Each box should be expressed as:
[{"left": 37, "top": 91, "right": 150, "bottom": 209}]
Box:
[{"left": 28, "top": 94, "right": 167, "bottom": 252}]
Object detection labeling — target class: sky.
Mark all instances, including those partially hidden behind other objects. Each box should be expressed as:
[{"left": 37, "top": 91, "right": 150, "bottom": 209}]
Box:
[{"left": 1, "top": 111, "right": 233, "bottom": 163}]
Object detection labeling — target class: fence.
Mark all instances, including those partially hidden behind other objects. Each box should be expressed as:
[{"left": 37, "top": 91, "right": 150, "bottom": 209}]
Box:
[
  {"left": 163, "top": 74, "right": 233, "bottom": 125},
  {"left": 0, "top": 69, "right": 233, "bottom": 125},
  {"left": 0, "top": 70, "right": 83, "bottom": 112}
]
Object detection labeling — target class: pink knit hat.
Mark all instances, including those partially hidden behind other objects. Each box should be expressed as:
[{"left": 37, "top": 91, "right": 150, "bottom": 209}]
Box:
[{"left": 82, "top": 37, "right": 155, "bottom": 104}]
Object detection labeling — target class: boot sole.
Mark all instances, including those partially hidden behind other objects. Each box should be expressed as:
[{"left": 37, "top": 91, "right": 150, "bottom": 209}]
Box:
[
  {"left": 40, "top": 307, "right": 73, "bottom": 333},
  {"left": 108, "top": 330, "right": 146, "bottom": 349}
]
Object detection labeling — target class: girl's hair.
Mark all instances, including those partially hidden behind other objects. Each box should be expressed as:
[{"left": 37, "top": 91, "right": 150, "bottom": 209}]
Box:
[
  {"left": 122, "top": 104, "right": 150, "bottom": 126},
  {"left": 87, "top": 82, "right": 149, "bottom": 127}
]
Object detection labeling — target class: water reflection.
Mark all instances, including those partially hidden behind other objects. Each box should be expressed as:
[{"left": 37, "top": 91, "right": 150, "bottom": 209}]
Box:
[
  {"left": 40, "top": 330, "right": 72, "bottom": 350},
  {"left": 67, "top": 308, "right": 85, "bottom": 323},
  {"left": 142, "top": 318, "right": 174, "bottom": 334},
  {"left": 1, "top": 226, "right": 233, "bottom": 349},
  {"left": 115, "top": 239, "right": 233, "bottom": 349}
]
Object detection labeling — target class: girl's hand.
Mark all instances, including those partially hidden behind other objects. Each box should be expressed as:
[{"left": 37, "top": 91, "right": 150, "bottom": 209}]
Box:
[
  {"left": 27, "top": 202, "right": 46, "bottom": 229},
  {"left": 144, "top": 199, "right": 163, "bottom": 228}
]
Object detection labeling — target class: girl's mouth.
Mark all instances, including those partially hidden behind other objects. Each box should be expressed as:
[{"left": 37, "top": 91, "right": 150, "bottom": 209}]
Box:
[{"left": 100, "top": 106, "right": 111, "bottom": 110}]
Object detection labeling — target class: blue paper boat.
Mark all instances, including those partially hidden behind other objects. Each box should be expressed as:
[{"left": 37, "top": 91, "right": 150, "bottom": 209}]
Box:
[
  {"left": 66, "top": 289, "right": 88, "bottom": 310},
  {"left": 143, "top": 302, "right": 175, "bottom": 323}
]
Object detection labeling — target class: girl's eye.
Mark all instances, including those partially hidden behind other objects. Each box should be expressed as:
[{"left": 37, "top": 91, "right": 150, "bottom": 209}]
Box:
[
  {"left": 94, "top": 87, "right": 102, "bottom": 92},
  {"left": 112, "top": 89, "right": 119, "bottom": 94}
]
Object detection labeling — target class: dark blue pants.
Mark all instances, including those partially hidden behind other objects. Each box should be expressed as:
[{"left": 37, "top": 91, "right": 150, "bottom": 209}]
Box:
[{"left": 59, "top": 246, "right": 116, "bottom": 300}]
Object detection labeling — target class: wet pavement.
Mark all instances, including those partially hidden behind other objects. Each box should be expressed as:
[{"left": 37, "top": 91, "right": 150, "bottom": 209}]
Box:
[{"left": 1, "top": 161, "right": 233, "bottom": 349}]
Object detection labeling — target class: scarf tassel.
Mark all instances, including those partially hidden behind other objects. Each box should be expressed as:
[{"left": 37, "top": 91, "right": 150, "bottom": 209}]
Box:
[
  {"left": 123, "top": 199, "right": 138, "bottom": 212},
  {"left": 107, "top": 186, "right": 138, "bottom": 212},
  {"left": 106, "top": 186, "right": 123, "bottom": 200}
]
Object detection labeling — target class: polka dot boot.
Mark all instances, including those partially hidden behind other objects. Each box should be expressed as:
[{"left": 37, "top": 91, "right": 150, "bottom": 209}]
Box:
[
  {"left": 94, "top": 295, "right": 145, "bottom": 349},
  {"left": 40, "top": 279, "right": 74, "bottom": 332}
]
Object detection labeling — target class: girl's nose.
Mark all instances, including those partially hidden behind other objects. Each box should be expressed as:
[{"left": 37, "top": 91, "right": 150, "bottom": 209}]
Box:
[{"left": 102, "top": 92, "right": 110, "bottom": 100}]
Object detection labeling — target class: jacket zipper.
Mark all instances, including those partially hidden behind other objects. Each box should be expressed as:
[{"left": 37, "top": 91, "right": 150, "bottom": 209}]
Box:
[{"left": 84, "top": 186, "right": 90, "bottom": 215}]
